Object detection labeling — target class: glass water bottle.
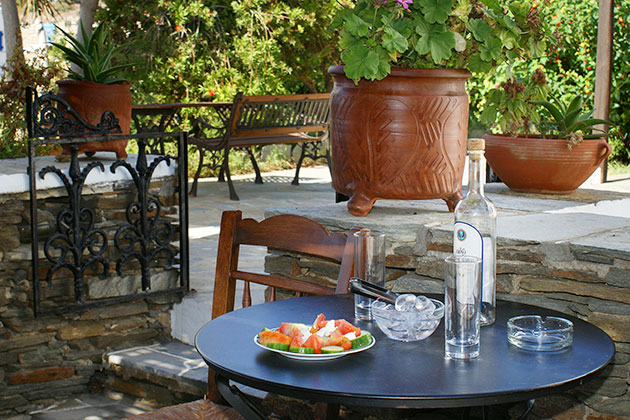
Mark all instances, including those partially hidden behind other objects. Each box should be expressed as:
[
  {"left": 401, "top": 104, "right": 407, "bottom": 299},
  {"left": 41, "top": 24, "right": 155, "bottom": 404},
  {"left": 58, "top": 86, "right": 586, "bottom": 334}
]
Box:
[{"left": 453, "top": 138, "right": 497, "bottom": 326}]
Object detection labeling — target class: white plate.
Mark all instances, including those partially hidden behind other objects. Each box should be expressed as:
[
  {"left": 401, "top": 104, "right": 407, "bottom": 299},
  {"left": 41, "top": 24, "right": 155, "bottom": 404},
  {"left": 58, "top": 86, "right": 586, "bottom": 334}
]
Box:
[{"left": 254, "top": 332, "right": 375, "bottom": 360}]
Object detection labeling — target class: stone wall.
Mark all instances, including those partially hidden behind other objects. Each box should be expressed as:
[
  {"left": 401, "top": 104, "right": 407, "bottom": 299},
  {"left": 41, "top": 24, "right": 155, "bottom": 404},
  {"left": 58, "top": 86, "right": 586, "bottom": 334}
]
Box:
[
  {"left": 0, "top": 172, "right": 184, "bottom": 416},
  {"left": 266, "top": 190, "right": 630, "bottom": 420}
]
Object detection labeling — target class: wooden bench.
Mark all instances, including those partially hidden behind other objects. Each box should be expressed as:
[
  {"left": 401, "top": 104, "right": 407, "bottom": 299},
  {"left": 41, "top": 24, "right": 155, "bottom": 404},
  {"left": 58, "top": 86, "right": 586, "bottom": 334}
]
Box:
[{"left": 188, "top": 92, "right": 330, "bottom": 200}]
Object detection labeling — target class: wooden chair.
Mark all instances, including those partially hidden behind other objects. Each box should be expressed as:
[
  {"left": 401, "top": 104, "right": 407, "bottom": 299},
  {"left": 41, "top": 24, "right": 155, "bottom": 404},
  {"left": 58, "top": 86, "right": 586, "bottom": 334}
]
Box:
[{"left": 128, "top": 211, "right": 355, "bottom": 419}]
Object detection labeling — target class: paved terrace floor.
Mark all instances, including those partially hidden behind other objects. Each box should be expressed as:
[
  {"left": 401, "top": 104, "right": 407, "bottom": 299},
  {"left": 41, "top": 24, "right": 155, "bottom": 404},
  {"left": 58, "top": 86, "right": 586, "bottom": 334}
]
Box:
[{"left": 19, "top": 165, "right": 630, "bottom": 419}]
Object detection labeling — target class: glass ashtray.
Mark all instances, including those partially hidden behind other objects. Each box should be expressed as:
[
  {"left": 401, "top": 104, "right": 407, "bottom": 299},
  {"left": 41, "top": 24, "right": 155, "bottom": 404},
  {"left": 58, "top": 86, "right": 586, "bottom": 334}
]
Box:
[{"left": 507, "top": 315, "right": 573, "bottom": 351}]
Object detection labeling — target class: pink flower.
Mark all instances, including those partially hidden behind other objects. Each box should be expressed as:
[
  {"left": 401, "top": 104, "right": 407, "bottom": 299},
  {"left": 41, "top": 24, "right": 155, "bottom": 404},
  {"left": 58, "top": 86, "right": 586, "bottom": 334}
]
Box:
[{"left": 384, "top": 0, "right": 413, "bottom": 9}]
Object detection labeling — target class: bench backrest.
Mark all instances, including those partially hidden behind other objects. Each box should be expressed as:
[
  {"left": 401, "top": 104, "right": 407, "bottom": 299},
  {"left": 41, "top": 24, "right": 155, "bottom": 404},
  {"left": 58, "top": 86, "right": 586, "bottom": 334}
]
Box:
[{"left": 230, "top": 93, "right": 330, "bottom": 138}]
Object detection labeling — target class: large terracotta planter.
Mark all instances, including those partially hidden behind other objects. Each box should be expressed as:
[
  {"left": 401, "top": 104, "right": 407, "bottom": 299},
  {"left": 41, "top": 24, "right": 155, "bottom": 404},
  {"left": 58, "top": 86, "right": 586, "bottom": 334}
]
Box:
[
  {"left": 328, "top": 66, "right": 471, "bottom": 216},
  {"left": 483, "top": 134, "right": 612, "bottom": 194},
  {"left": 56, "top": 80, "right": 131, "bottom": 159}
]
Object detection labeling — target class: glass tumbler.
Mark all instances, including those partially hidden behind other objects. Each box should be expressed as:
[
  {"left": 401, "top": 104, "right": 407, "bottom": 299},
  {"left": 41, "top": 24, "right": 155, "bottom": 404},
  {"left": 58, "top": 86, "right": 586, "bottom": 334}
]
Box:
[
  {"left": 444, "top": 255, "right": 482, "bottom": 360},
  {"left": 353, "top": 228, "right": 386, "bottom": 321}
]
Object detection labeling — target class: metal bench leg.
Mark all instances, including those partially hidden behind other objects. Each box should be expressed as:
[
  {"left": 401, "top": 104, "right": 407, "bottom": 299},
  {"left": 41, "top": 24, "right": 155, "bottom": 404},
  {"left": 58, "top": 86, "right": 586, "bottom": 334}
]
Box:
[
  {"left": 292, "top": 143, "right": 308, "bottom": 186},
  {"left": 218, "top": 165, "right": 225, "bottom": 182},
  {"left": 189, "top": 147, "right": 204, "bottom": 197},
  {"left": 215, "top": 373, "right": 267, "bottom": 420},
  {"left": 223, "top": 148, "right": 240, "bottom": 201},
  {"left": 246, "top": 148, "right": 263, "bottom": 184}
]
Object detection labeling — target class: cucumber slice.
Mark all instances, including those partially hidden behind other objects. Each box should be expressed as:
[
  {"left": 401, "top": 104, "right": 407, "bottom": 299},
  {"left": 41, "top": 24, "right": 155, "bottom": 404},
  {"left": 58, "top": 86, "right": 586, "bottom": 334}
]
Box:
[
  {"left": 266, "top": 342, "right": 290, "bottom": 351},
  {"left": 289, "top": 347, "right": 315, "bottom": 354},
  {"left": 351, "top": 331, "right": 372, "bottom": 349},
  {"left": 260, "top": 327, "right": 273, "bottom": 332},
  {"left": 321, "top": 346, "right": 344, "bottom": 354}
]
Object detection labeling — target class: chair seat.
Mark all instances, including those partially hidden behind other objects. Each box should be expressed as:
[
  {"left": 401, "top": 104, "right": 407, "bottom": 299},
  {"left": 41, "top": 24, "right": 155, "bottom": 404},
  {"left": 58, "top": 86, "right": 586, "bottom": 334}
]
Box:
[{"left": 127, "top": 399, "right": 244, "bottom": 420}]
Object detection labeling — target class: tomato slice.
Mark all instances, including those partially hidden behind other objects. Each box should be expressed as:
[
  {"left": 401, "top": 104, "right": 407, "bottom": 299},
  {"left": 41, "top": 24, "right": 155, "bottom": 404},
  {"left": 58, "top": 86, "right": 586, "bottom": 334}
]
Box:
[
  {"left": 310, "top": 313, "right": 328, "bottom": 333},
  {"left": 259, "top": 331, "right": 291, "bottom": 347},
  {"left": 334, "top": 319, "right": 361, "bottom": 337},
  {"left": 302, "top": 333, "right": 325, "bottom": 354},
  {"left": 289, "top": 331, "right": 306, "bottom": 348},
  {"left": 279, "top": 322, "right": 299, "bottom": 337}
]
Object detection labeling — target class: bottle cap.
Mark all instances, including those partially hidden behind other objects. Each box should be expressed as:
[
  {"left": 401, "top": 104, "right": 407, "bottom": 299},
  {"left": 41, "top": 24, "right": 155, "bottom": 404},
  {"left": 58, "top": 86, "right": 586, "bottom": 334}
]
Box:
[{"left": 468, "top": 138, "right": 485, "bottom": 151}]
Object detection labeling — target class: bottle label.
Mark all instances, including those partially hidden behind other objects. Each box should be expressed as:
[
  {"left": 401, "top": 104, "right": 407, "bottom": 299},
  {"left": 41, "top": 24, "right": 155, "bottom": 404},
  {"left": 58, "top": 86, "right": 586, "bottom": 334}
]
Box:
[{"left": 453, "top": 222, "right": 483, "bottom": 304}]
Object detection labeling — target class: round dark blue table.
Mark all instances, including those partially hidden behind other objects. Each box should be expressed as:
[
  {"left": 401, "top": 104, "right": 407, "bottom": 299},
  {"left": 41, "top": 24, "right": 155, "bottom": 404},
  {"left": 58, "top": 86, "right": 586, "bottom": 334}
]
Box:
[{"left": 195, "top": 294, "right": 614, "bottom": 417}]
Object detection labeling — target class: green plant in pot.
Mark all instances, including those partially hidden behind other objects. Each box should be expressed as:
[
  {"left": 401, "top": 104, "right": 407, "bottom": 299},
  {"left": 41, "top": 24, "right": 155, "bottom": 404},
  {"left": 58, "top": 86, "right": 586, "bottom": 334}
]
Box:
[
  {"left": 482, "top": 70, "right": 614, "bottom": 194},
  {"left": 51, "top": 21, "right": 133, "bottom": 159},
  {"left": 328, "top": 0, "right": 553, "bottom": 216}
]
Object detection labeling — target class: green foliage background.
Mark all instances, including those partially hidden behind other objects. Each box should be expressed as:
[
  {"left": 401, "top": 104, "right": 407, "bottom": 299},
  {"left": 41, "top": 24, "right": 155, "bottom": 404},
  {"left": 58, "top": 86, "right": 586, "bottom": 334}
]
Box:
[
  {"left": 0, "top": 0, "right": 628, "bottom": 166},
  {"left": 469, "top": 0, "right": 630, "bottom": 163},
  {"left": 97, "top": 0, "right": 340, "bottom": 103}
]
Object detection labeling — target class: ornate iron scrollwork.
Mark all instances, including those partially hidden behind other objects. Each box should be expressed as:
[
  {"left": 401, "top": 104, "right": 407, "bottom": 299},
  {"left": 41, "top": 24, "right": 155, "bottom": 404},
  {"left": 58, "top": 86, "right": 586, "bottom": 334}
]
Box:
[
  {"left": 39, "top": 145, "right": 109, "bottom": 303},
  {"left": 110, "top": 140, "right": 175, "bottom": 291},
  {"left": 26, "top": 86, "right": 122, "bottom": 139}
]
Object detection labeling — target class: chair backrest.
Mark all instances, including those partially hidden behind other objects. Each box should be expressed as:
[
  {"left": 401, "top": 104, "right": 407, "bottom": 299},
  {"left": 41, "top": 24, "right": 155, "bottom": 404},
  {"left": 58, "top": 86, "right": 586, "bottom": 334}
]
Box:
[{"left": 212, "top": 210, "right": 356, "bottom": 319}]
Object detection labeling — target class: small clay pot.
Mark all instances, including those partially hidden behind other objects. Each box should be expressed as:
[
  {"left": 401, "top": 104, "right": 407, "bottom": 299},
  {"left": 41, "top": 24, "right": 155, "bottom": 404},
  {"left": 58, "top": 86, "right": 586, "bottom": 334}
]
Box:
[{"left": 56, "top": 80, "right": 131, "bottom": 159}]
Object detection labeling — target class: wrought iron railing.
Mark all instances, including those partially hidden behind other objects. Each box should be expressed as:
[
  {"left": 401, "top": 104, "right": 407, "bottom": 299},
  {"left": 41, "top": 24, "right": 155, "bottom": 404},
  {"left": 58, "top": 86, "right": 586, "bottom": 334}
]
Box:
[{"left": 26, "top": 87, "right": 189, "bottom": 317}]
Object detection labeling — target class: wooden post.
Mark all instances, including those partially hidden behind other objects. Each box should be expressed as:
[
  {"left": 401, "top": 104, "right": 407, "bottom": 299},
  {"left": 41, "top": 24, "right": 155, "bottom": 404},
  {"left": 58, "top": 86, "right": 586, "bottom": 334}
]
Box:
[{"left": 593, "top": 0, "right": 614, "bottom": 183}]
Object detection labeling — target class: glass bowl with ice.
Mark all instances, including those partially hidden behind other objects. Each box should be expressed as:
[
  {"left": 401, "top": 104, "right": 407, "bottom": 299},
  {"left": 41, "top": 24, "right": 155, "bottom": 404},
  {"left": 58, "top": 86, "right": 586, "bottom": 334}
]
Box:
[{"left": 371, "top": 294, "right": 444, "bottom": 342}]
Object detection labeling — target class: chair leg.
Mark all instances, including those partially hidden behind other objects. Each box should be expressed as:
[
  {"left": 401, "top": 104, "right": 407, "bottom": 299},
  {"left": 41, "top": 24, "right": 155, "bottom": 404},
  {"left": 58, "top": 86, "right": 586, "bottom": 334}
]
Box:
[
  {"left": 223, "top": 148, "right": 240, "bottom": 201},
  {"left": 314, "top": 402, "right": 339, "bottom": 420},
  {"left": 246, "top": 148, "right": 263, "bottom": 184},
  {"left": 292, "top": 143, "right": 308, "bottom": 186},
  {"left": 218, "top": 165, "right": 226, "bottom": 182},
  {"left": 215, "top": 373, "right": 267, "bottom": 420},
  {"left": 189, "top": 147, "right": 204, "bottom": 197}
]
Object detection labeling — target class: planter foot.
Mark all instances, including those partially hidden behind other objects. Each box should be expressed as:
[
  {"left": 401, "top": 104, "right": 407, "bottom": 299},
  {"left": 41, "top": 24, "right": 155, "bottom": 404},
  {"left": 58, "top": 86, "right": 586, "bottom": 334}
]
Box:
[
  {"left": 347, "top": 193, "right": 376, "bottom": 217},
  {"left": 444, "top": 192, "right": 463, "bottom": 212}
]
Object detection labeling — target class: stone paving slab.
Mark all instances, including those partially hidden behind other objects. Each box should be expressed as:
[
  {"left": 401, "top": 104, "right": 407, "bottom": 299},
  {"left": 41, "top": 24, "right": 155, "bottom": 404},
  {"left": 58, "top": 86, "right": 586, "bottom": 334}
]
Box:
[
  {"left": 28, "top": 391, "right": 152, "bottom": 419},
  {"left": 106, "top": 341, "right": 208, "bottom": 388}
]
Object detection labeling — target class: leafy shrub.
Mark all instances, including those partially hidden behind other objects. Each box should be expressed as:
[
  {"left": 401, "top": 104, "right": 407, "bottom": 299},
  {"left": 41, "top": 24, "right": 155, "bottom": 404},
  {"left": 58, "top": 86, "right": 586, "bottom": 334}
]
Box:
[
  {"left": 470, "top": 0, "right": 630, "bottom": 163},
  {"left": 97, "top": 0, "right": 340, "bottom": 103},
  {"left": 0, "top": 53, "right": 64, "bottom": 159}
]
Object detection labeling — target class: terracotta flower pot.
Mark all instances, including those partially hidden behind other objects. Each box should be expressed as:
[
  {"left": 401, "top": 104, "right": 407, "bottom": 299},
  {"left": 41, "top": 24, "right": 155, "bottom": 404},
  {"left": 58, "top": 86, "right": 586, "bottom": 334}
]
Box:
[
  {"left": 328, "top": 66, "right": 471, "bottom": 216},
  {"left": 56, "top": 80, "right": 131, "bottom": 159},
  {"left": 483, "top": 134, "right": 612, "bottom": 194}
]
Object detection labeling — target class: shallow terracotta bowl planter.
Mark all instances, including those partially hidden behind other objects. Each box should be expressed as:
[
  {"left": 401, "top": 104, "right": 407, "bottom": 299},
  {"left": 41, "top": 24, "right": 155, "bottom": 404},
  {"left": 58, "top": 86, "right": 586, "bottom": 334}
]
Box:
[{"left": 483, "top": 134, "right": 612, "bottom": 194}]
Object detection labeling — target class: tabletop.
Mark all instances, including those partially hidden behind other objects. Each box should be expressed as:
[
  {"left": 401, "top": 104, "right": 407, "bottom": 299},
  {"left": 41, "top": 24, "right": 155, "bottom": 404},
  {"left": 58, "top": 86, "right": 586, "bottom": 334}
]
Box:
[{"left": 195, "top": 294, "right": 614, "bottom": 409}]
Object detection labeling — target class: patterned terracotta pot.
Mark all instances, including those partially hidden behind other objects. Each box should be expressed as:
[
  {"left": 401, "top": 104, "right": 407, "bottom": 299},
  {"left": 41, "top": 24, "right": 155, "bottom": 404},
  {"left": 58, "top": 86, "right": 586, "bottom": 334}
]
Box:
[
  {"left": 328, "top": 66, "right": 471, "bottom": 216},
  {"left": 56, "top": 80, "right": 131, "bottom": 159},
  {"left": 483, "top": 134, "right": 612, "bottom": 194}
]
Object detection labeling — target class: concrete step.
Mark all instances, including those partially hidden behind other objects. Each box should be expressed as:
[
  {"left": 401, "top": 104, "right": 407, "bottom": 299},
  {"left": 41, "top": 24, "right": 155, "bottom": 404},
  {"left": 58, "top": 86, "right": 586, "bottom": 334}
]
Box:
[{"left": 103, "top": 340, "right": 268, "bottom": 408}]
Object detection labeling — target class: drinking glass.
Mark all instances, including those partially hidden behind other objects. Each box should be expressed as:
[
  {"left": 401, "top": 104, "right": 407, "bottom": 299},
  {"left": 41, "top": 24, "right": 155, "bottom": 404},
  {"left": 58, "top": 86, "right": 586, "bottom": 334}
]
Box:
[
  {"left": 444, "top": 255, "right": 482, "bottom": 360},
  {"left": 353, "top": 229, "right": 386, "bottom": 321}
]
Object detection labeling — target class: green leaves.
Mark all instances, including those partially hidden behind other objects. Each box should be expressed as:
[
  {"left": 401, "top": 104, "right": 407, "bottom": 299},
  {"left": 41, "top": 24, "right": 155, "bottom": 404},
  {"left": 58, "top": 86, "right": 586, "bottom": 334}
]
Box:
[
  {"left": 344, "top": 14, "right": 371, "bottom": 38},
  {"left": 334, "top": 0, "right": 552, "bottom": 82},
  {"left": 479, "top": 37, "right": 502, "bottom": 61},
  {"left": 50, "top": 21, "right": 132, "bottom": 84},
  {"left": 382, "top": 27, "right": 408, "bottom": 53},
  {"left": 419, "top": 0, "right": 454, "bottom": 24},
  {"left": 531, "top": 94, "right": 614, "bottom": 139},
  {"left": 468, "top": 19, "right": 492, "bottom": 42},
  {"left": 415, "top": 18, "right": 455, "bottom": 64}
]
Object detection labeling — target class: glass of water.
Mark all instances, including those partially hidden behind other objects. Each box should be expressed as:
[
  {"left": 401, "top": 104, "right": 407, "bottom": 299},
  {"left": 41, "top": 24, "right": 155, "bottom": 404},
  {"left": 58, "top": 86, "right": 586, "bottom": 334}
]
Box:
[
  {"left": 444, "top": 255, "right": 482, "bottom": 360},
  {"left": 353, "top": 228, "right": 386, "bottom": 321}
]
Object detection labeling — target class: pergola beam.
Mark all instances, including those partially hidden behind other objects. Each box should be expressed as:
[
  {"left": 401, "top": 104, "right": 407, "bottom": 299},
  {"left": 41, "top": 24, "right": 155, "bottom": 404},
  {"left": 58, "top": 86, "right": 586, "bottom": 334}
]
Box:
[{"left": 593, "top": 0, "right": 614, "bottom": 183}]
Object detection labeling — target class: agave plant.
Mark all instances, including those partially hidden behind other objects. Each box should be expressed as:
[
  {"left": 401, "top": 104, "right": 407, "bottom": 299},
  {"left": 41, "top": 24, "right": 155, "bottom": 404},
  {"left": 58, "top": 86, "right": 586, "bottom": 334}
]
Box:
[
  {"left": 532, "top": 94, "right": 613, "bottom": 149},
  {"left": 50, "top": 21, "right": 132, "bottom": 84}
]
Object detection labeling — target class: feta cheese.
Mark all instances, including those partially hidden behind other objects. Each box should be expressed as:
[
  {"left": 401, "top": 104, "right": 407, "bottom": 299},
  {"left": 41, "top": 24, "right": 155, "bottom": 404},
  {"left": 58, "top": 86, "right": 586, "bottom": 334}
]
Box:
[
  {"left": 315, "top": 320, "right": 336, "bottom": 337},
  {"left": 343, "top": 332, "right": 357, "bottom": 340}
]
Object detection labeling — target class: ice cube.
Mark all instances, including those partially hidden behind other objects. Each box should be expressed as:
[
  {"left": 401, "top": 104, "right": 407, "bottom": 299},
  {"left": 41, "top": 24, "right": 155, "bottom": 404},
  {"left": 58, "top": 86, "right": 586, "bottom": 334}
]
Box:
[
  {"left": 415, "top": 295, "right": 436, "bottom": 313},
  {"left": 395, "top": 294, "right": 417, "bottom": 311}
]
